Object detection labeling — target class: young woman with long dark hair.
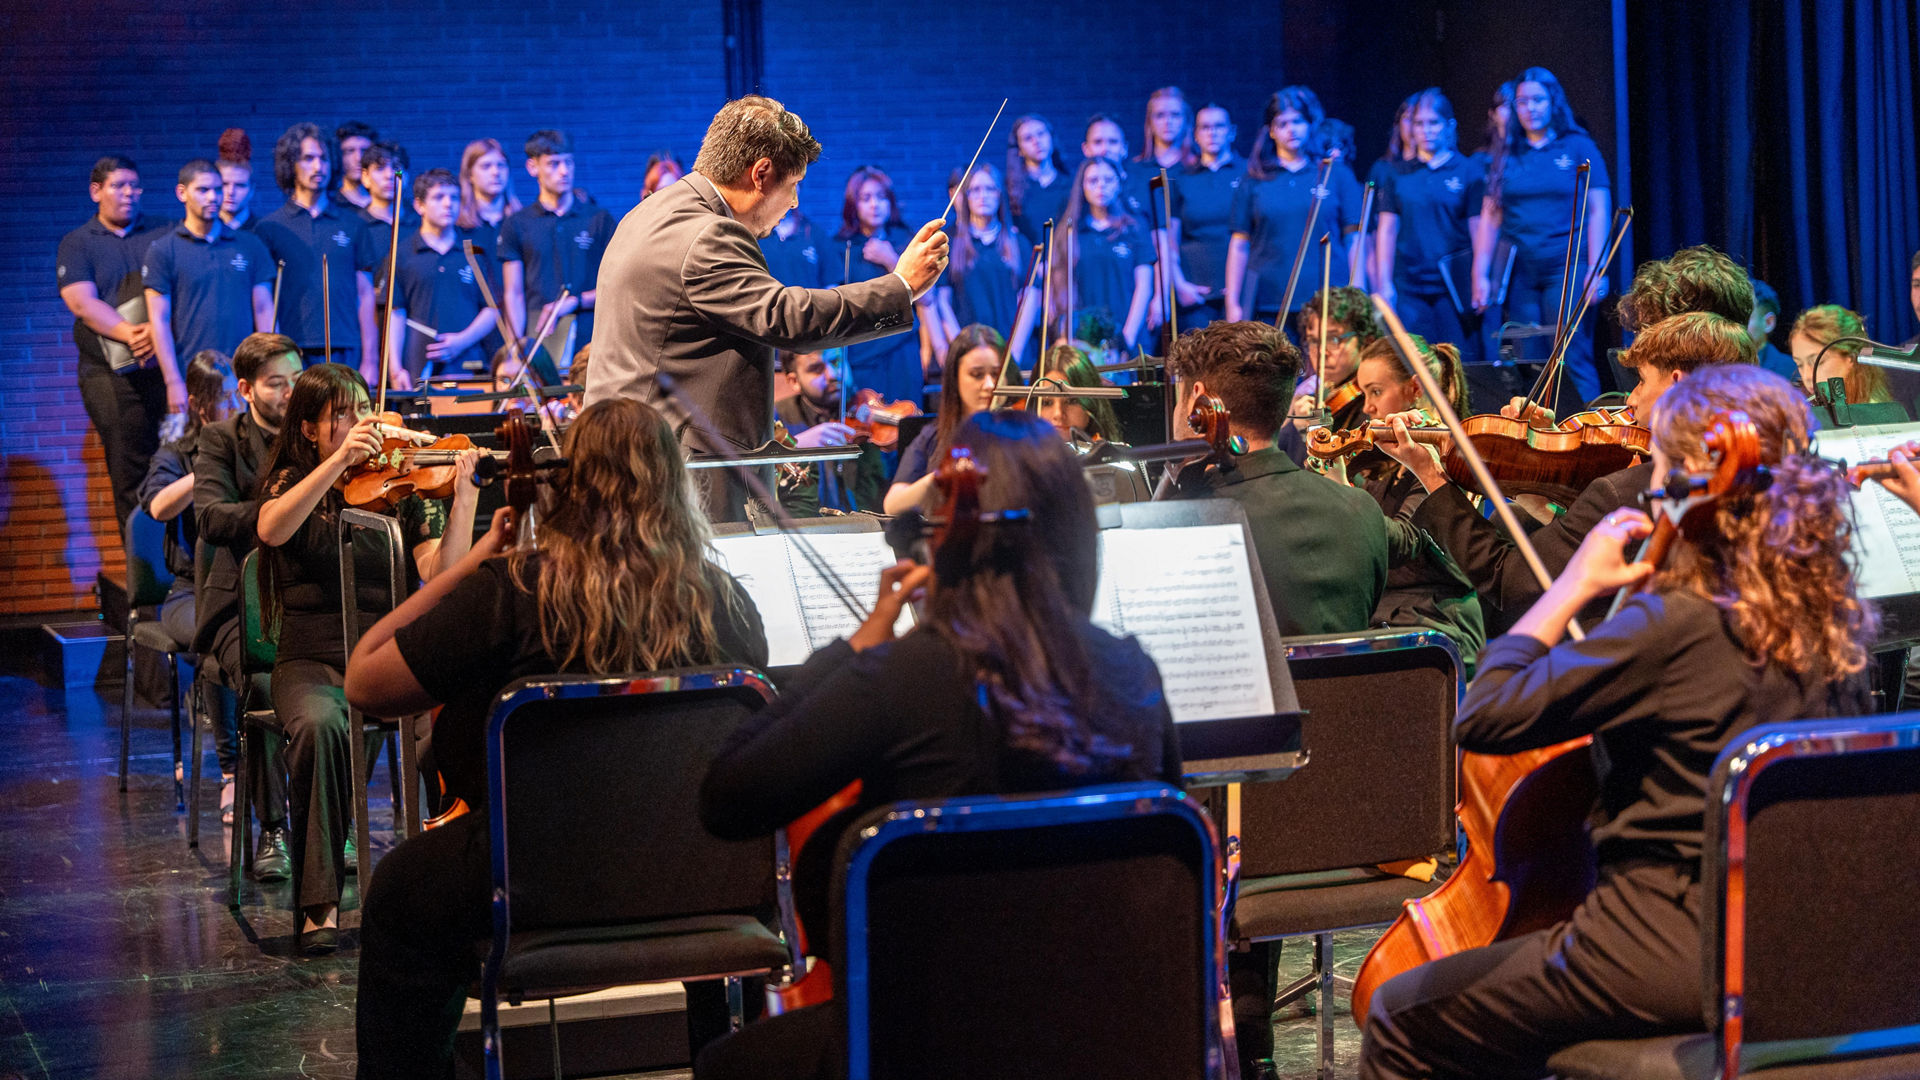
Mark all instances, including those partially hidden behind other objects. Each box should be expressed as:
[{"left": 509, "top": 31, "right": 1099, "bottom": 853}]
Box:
[
  {"left": 1472, "top": 67, "right": 1613, "bottom": 401},
  {"left": 695, "top": 409, "right": 1183, "bottom": 1080},
  {"left": 1168, "top": 103, "right": 1246, "bottom": 330},
  {"left": 1048, "top": 157, "right": 1154, "bottom": 352},
  {"left": 1376, "top": 87, "right": 1487, "bottom": 362},
  {"left": 1031, "top": 343, "right": 1123, "bottom": 445},
  {"left": 1360, "top": 363, "right": 1875, "bottom": 1078},
  {"left": 833, "top": 165, "right": 932, "bottom": 404},
  {"left": 932, "top": 164, "right": 1039, "bottom": 365},
  {"left": 345, "top": 396, "right": 769, "bottom": 1078},
  {"left": 1225, "top": 86, "right": 1364, "bottom": 326},
  {"left": 884, "top": 324, "right": 1006, "bottom": 514},
  {"left": 1006, "top": 113, "right": 1072, "bottom": 248},
  {"left": 252, "top": 364, "right": 481, "bottom": 955}
]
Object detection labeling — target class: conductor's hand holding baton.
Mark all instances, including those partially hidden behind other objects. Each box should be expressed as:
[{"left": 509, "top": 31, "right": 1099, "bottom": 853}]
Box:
[{"left": 893, "top": 219, "right": 950, "bottom": 301}]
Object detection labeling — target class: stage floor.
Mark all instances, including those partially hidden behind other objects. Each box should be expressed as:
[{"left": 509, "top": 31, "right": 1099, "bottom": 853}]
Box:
[{"left": 0, "top": 639, "right": 1369, "bottom": 1079}]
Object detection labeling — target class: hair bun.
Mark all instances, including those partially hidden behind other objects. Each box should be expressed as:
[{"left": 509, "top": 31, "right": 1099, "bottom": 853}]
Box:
[{"left": 217, "top": 128, "right": 252, "bottom": 164}]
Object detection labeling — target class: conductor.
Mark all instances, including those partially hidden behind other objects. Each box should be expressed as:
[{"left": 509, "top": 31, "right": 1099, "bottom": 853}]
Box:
[{"left": 586, "top": 95, "right": 949, "bottom": 520}]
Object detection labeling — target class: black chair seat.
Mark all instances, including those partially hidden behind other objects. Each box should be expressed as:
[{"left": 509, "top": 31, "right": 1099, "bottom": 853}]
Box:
[
  {"left": 1550, "top": 1036, "right": 1920, "bottom": 1080},
  {"left": 1234, "top": 872, "right": 1434, "bottom": 941},
  {"left": 131, "top": 620, "right": 192, "bottom": 655},
  {"left": 487, "top": 914, "right": 789, "bottom": 1000}
]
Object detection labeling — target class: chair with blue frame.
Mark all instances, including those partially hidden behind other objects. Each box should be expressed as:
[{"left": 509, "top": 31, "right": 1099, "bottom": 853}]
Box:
[
  {"left": 1548, "top": 711, "right": 1920, "bottom": 1079},
  {"left": 477, "top": 668, "right": 802, "bottom": 1080},
  {"left": 120, "top": 506, "right": 197, "bottom": 810},
  {"left": 833, "top": 783, "right": 1236, "bottom": 1080}
]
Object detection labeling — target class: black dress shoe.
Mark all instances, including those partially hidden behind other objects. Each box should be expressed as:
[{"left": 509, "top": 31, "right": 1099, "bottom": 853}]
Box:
[
  {"left": 300, "top": 925, "right": 338, "bottom": 956},
  {"left": 251, "top": 828, "right": 292, "bottom": 883}
]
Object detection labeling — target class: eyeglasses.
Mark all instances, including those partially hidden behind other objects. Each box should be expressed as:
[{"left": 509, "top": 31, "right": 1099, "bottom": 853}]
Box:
[{"left": 1306, "top": 331, "right": 1357, "bottom": 350}]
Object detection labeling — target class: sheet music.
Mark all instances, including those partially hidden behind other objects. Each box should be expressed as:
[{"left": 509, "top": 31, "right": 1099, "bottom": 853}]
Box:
[
  {"left": 711, "top": 531, "right": 912, "bottom": 665},
  {"left": 1813, "top": 422, "right": 1920, "bottom": 598},
  {"left": 1092, "top": 524, "right": 1275, "bottom": 723}
]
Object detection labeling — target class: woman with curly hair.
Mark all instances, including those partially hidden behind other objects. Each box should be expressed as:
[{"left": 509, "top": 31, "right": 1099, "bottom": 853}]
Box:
[{"left": 1360, "top": 362, "right": 1875, "bottom": 1080}]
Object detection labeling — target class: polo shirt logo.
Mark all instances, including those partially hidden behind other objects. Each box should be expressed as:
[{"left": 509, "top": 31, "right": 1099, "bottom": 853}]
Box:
[
  {"left": 230, "top": 252, "right": 250, "bottom": 272},
  {"left": 1444, "top": 176, "right": 1465, "bottom": 193},
  {"left": 1311, "top": 184, "right": 1330, "bottom": 199},
  {"left": 333, "top": 230, "right": 351, "bottom": 247},
  {"left": 457, "top": 265, "right": 474, "bottom": 284},
  {"left": 802, "top": 245, "right": 817, "bottom": 264},
  {"left": 1112, "top": 242, "right": 1131, "bottom": 260},
  {"left": 573, "top": 230, "right": 593, "bottom": 250},
  {"left": 1554, "top": 154, "right": 1574, "bottom": 170}
]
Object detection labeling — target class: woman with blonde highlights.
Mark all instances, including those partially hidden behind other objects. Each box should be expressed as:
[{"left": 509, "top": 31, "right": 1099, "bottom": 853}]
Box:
[
  {"left": 1360, "top": 363, "right": 1873, "bottom": 1080},
  {"left": 1788, "top": 302, "right": 1891, "bottom": 408},
  {"left": 455, "top": 137, "right": 522, "bottom": 240},
  {"left": 344, "top": 396, "right": 767, "bottom": 1079}
]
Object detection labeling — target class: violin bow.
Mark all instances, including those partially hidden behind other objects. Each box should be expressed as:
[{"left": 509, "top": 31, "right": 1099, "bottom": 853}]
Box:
[
  {"left": 1158, "top": 167, "right": 1178, "bottom": 343},
  {"left": 1063, "top": 221, "right": 1076, "bottom": 346},
  {"left": 1038, "top": 219, "right": 1056, "bottom": 352},
  {"left": 1314, "top": 235, "right": 1332, "bottom": 420},
  {"left": 462, "top": 239, "right": 561, "bottom": 452},
  {"left": 1527, "top": 162, "right": 1591, "bottom": 412},
  {"left": 1274, "top": 155, "right": 1335, "bottom": 329},
  {"left": 1350, "top": 180, "right": 1375, "bottom": 289},
  {"left": 1527, "top": 206, "right": 1633, "bottom": 414},
  {"left": 1371, "top": 294, "right": 1585, "bottom": 641},
  {"left": 377, "top": 169, "right": 405, "bottom": 417},
  {"left": 322, "top": 253, "right": 331, "bottom": 362},
  {"left": 938, "top": 98, "right": 1009, "bottom": 226},
  {"left": 652, "top": 374, "right": 870, "bottom": 623},
  {"left": 270, "top": 260, "right": 285, "bottom": 334}
]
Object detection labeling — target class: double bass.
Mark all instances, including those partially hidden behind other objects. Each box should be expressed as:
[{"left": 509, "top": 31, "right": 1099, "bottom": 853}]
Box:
[{"left": 1349, "top": 409, "right": 1769, "bottom": 1022}]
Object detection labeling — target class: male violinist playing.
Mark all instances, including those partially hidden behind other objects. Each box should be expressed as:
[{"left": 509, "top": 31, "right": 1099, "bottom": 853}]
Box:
[
  {"left": 774, "top": 349, "right": 885, "bottom": 516},
  {"left": 586, "top": 94, "right": 948, "bottom": 522}
]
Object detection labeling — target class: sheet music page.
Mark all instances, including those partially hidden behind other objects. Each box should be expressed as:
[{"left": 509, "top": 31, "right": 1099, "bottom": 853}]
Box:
[
  {"left": 1813, "top": 423, "right": 1920, "bottom": 598},
  {"left": 710, "top": 532, "right": 914, "bottom": 665},
  {"left": 1092, "top": 524, "right": 1275, "bottom": 722}
]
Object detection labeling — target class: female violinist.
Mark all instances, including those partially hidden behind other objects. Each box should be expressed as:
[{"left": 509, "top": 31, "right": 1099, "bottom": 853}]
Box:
[
  {"left": 694, "top": 410, "right": 1183, "bottom": 1080},
  {"left": 252, "top": 363, "right": 482, "bottom": 955},
  {"left": 1032, "top": 344, "right": 1123, "bottom": 446},
  {"left": 344, "top": 397, "right": 769, "bottom": 1078},
  {"left": 1359, "top": 363, "right": 1874, "bottom": 1080},
  {"left": 883, "top": 325, "right": 1004, "bottom": 515}
]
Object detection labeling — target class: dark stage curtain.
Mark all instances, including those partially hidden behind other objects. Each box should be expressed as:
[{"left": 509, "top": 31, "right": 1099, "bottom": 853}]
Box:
[{"left": 1628, "top": 0, "right": 1919, "bottom": 342}]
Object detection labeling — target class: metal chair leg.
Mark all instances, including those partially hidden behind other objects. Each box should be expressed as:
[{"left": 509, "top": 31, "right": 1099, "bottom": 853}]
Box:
[
  {"left": 229, "top": 723, "right": 249, "bottom": 910},
  {"left": 188, "top": 673, "right": 204, "bottom": 848},
  {"left": 548, "top": 998, "right": 563, "bottom": 1080},
  {"left": 1315, "top": 933, "right": 1335, "bottom": 1080},
  {"left": 121, "top": 615, "right": 137, "bottom": 792},
  {"left": 169, "top": 653, "right": 185, "bottom": 811},
  {"left": 727, "top": 975, "right": 746, "bottom": 1032},
  {"left": 348, "top": 708, "right": 373, "bottom": 887}
]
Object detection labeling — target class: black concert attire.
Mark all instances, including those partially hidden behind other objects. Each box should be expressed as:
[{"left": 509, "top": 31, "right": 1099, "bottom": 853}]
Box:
[
  {"left": 1361, "top": 464, "right": 1486, "bottom": 670},
  {"left": 833, "top": 223, "right": 924, "bottom": 405},
  {"left": 1170, "top": 156, "right": 1248, "bottom": 329},
  {"left": 775, "top": 395, "right": 884, "bottom": 516},
  {"left": 255, "top": 198, "right": 380, "bottom": 370},
  {"left": 57, "top": 212, "right": 175, "bottom": 528},
  {"left": 1183, "top": 446, "right": 1388, "bottom": 636},
  {"left": 260, "top": 472, "right": 445, "bottom": 913},
  {"left": 943, "top": 224, "right": 1028, "bottom": 336},
  {"left": 1359, "top": 590, "right": 1870, "bottom": 1080},
  {"left": 1231, "top": 158, "right": 1363, "bottom": 323},
  {"left": 192, "top": 409, "right": 288, "bottom": 829},
  {"left": 892, "top": 424, "right": 940, "bottom": 489},
  {"left": 354, "top": 553, "right": 767, "bottom": 1080},
  {"left": 1381, "top": 153, "right": 1487, "bottom": 364},
  {"left": 1412, "top": 461, "right": 1653, "bottom": 637},
  {"left": 693, "top": 625, "right": 1184, "bottom": 1080}
]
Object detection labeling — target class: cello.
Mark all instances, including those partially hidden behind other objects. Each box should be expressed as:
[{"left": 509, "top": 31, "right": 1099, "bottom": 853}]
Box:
[{"left": 1349, "top": 407, "right": 1769, "bottom": 1023}]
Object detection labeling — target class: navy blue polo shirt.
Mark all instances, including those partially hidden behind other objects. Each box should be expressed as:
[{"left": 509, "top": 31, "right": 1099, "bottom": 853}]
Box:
[
  {"left": 255, "top": 198, "right": 381, "bottom": 352},
  {"left": 1171, "top": 157, "right": 1247, "bottom": 295},
  {"left": 1010, "top": 169, "right": 1071, "bottom": 249},
  {"left": 1231, "top": 158, "right": 1364, "bottom": 314},
  {"left": 393, "top": 228, "right": 500, "bottom": 378},
  {"left": 1380, "top": 152, "right": 1488, "bottom": 293},
  {"left": 1494, "top": 130, "right": 1610, "bottom": 267},
  {"left": 759, "top": 213, "right": 829, "bottom": 289},
  {"left": 56, "top": 213, "right": 175, "bottom": 374},
  {"left": 834, "top": 223, "right": 922, "bottom": 402},
  {"left": 947, "top": 225, "right": 1029, "bottom": 334},
  {"left": 498, "top": 195, "right": 616, "bottom": 343},
  {"left": 142, "top": 224, "right": 273, "bottom": 361},
  {"left": 1072, "top": 217, "right": 1153, "bottom": 335}
]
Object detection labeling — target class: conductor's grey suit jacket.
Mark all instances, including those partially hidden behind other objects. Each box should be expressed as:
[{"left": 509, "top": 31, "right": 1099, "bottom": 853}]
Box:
[{"left": 586, "top": 175, "right": 914, "bottom": 466}]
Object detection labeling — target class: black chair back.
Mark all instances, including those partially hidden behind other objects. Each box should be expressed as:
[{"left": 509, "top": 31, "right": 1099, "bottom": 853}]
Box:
[
  {"left": 1238, "top": 630, "right": 1459, "bottom": 876},
  {"left": 834, "top": 784, "right": 1230, "bottom": 1080},
  {"left": 125, "top": 506, "right": 174, "bottom": 608},
  {"left": 1707, "top": 713, "right": 1920, "bottom": 1072},
  {"left": 486, "top": 669, "right": 779, "bottom": 932}
]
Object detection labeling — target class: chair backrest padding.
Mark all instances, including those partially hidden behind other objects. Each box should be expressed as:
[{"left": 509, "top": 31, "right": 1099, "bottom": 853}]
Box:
[
  {"left": 1239, "top": 636, "right": 1457, "bottom": 876},
  {"left": 125, "top": 507, "right": 173, "bottom": 607},
  {"left": 496, "top": 684, "right": 775, "bottom": 930}
]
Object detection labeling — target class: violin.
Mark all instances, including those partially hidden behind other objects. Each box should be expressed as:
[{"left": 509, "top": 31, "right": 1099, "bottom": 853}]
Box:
[
  {"left": 1306, "top": 409, "right": 1649, "bottom": 505},
  {"left": 1350, "top": 410, "right": 1768, "bottom": 1025},
  {"left": 337, "top": 416, "right": 498, "bottom": 512},
  {"left": 842, "top": 389, "right": 922, "bottom": 450}
]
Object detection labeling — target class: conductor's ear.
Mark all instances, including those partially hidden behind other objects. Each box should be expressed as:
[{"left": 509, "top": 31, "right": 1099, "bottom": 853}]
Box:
[{"left": 751, "top": 158, "right": 777, "bottom": 193}]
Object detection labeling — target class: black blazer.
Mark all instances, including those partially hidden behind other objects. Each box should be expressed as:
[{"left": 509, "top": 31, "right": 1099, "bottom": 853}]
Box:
[{"left": 190, "top": 410, "right": 273, "bottom": 657}]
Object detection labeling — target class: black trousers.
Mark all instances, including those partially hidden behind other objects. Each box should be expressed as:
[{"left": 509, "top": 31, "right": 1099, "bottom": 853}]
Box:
[
  {"left": 695, "top": 999, "right": 843, "bottom": 1080},
  {"left": 1358, "top": 860, "right": 1704, "bottom": 1080},
  {"left": 271, "top": 659, "right": 354, "bottom": 911},
  {"left": 77, "top": 366, "right": 166, "bottom": 532},
  {"left": 356, "top": 811, "right": 747, "bottom": 1080}
]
